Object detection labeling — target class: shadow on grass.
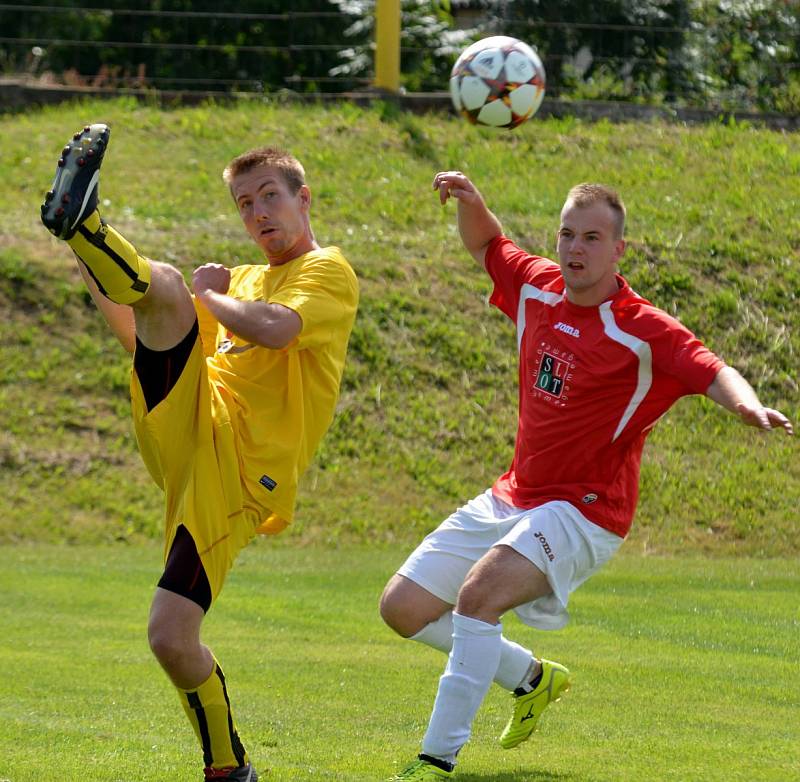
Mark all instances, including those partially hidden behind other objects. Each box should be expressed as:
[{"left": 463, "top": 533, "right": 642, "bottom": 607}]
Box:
[{"left": 459, "top": 771, "right": 593, "bottom": 782}]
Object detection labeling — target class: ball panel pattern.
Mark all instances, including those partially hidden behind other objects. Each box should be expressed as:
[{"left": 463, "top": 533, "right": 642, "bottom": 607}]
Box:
[{"left": 450, "top": 37, "right": 546, "bottom": 129}]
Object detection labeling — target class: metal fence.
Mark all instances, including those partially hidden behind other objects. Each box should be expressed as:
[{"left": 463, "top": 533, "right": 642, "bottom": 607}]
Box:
[
  {"left": 0, "top": 3, "right": 371, "bottom": 91},
  {"left": 1, "top": 2, "right": 798, "bottom": 108}
]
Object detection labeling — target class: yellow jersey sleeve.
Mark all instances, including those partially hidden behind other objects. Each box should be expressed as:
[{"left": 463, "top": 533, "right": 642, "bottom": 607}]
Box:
[{"left": 266, "top": 249, "right": 358, "bottom": 350}]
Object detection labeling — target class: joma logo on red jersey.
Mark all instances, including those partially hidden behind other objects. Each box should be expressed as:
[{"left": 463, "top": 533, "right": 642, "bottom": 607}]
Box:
[{"left": 554, "top": 321, "right": 580, "bottom": 338}]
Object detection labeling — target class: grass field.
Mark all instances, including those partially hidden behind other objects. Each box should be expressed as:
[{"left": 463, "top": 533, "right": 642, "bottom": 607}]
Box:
[
  {"left": 0, "top": 98, "right": 797, "bottom": 553},
  {"left": 0, "top": 544, "right": 797, "bottom": 782},
  {"left": 0, "top": 99, "right": 798, "bottom": 781}
]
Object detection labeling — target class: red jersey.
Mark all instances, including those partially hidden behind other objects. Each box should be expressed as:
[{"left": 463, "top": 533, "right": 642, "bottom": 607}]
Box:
[{"left": 485, "top": 236, "right": 724, "bottom": 538}]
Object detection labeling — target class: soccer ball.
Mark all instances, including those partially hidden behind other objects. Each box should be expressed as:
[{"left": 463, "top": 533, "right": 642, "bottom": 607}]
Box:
[{"left": 450, "top": 36, "right": 546, "bottom": 129}]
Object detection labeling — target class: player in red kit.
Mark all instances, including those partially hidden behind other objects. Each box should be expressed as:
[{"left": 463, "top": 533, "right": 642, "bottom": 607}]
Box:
[{"left": 380, "top": 173, "right": 793, "bottom": 781}]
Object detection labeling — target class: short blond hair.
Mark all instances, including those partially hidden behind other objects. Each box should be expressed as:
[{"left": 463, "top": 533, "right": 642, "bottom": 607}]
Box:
[
  {"left": 565, "top": 183, "right": 626, "bottom": 239},
  {"left": 222, "top": 147, "right": 306, "bottom": 193}
]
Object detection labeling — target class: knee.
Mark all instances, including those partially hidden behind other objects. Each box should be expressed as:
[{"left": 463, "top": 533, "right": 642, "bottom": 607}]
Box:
[
  {"left": 148, "top": 618, "right": 186, "bottom": 668},
  {"left": 380, "top": 576, "right": 450, "bottom": 638},
  {"left": 149, "top": 261, "right": 189, "bottom": 297},
  {"left": 379, "top": 584, "right": 409, "bottom": 636},
  {"left": 379, "top": 582, "right": 428, "bottom": 638},
  {"left": 455, "top": 576, "right": 494, "bottom": 620}
]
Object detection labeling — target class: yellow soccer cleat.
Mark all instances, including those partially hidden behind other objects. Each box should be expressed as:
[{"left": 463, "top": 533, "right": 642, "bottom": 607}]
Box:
[
  {"left": 386, "top": 757, "right": 455, "bottom": 780},
  {"left": 499, "top": 658, "right": 571, "bottom": 749}
]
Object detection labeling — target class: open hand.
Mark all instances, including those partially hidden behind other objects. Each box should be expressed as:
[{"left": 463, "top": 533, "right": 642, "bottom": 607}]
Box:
[
  {"left": 433, "top": 171, "right": 481, "bottom": 205},
  {"left": 736, "top": 402, "right": 794, "bottom": 434}
]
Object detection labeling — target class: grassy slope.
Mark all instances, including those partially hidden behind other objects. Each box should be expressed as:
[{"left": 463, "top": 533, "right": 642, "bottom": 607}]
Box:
[
  {"left": 0, "top": 545, "right": 797, "bottom": 781},
  {"left": 0, "top": 99, "right": 797, "bottom": 554}
]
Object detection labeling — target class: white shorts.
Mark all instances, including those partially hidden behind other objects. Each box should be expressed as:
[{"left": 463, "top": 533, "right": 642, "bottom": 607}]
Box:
[{"left": 397, "top": 489, "right": 623, "bottom": 630}]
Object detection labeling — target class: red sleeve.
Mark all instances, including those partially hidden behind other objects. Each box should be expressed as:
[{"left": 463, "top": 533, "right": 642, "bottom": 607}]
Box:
[
  {"left": 485, "top": 235, "right": 560, "bottom": 323},
  {"left": 669, "top": 334, "right": 724, "bottom": 394},
  {"left": 649, "top": 310, "right": 725, "bottom": 394}
]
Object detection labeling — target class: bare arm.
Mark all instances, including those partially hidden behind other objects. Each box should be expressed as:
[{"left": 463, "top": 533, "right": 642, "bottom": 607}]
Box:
[
  {"left": 192, "top": 263, "right": 301, "bottom": 350},
  {"left": 706, "top": 366, "right": 793, "bottom": 434},
  {"left": 433, "top": 171, "right": 503, "bottom": 266},
  {"left": 76, "top": 258, "right": 136, "bottom": 354}
]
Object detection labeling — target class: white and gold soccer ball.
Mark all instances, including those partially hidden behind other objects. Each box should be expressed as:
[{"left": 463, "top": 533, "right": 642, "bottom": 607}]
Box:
[{"left": 450, "top": 36, "right": 546, "bottom": 129}]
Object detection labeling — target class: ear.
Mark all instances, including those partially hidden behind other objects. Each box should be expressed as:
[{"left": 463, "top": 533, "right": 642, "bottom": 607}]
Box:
[
  {"left": 298, "top": 184, "right": 311, "bottom": 210},
  {"left": 613, "top": 238, "right": 626, "bottom": 263}
]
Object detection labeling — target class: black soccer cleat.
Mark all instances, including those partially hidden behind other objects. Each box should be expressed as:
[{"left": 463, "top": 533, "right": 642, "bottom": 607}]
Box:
[
  {"left": 41, "top": 123, "right": 110, "bottom": 240},
  {"left": 203, "top": 764, "right": 259, "bottom": 781}
]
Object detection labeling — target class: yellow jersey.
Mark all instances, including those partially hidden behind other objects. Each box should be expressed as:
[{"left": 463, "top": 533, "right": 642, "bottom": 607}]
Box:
[{"left": 195, "top": 245, "right": 358, "bottom": 534}]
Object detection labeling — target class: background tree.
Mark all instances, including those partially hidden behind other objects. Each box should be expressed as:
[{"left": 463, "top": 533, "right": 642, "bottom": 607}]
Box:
[
  {"left": 330, "top": 0, "right": 472, "bottom": 92},
  {"left": 0, "top": 0, "right": 797, "bottom": 109},
  {"left": 686, "top": 0, "right": 800, "bottom": 112},
  {"left": 485, "top": 0, "right": 693, "bottom": 103},
  {"left": 0, "top": 0, "right": 355, "bottom": 92}
]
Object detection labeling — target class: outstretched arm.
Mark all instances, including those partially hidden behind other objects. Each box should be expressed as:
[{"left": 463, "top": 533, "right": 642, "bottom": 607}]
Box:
[
  {"left": 706, "top": 366, "right": 793, "bottom": 434},
  {"left": 192, "top": 263, "right": 301, "bottom": 350},
  {"left": 432, "top": 171, "right": 503, "bottom": 266}
]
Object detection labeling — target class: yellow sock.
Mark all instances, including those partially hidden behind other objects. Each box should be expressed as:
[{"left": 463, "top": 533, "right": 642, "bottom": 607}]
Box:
[
  {"left": 66, "top": 210, "right": 151, "bottom": 305},
  {"left": 178, "top": 657, "right": 249, "bottom": 770}
]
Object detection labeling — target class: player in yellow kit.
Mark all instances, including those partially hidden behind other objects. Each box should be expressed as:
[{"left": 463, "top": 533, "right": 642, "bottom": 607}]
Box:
[{"left": 41, "top": 124, "right": 358, "bottom": 781}]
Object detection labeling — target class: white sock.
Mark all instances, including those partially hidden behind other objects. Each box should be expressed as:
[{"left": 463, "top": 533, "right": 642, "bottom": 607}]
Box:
[
  {"left": 421, "top": 612, "right": 502, "bottom": 763},
  {"left": 410, "top": 610, "right": 533, "bottom": 691}
]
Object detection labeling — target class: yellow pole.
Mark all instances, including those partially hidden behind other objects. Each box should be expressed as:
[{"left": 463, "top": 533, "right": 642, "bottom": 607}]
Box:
[{"left": 374, "top": 0, "right": 401, "bottom": 91}]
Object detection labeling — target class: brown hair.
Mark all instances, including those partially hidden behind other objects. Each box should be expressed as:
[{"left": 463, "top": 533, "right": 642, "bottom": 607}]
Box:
[
  {"left": 565, "top": 183, "right": 626, "bottom": 239},
  {"left": 222, "top": 147, "right": 306, "bottom": 193}
]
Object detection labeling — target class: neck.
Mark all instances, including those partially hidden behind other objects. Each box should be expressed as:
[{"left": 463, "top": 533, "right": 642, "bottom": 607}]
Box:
[
  {"left": 267, "top": 233, "right": 319, "bottom": 266},
  {"left": 565, "top": 276, "right": 621, "bottom": 307}
]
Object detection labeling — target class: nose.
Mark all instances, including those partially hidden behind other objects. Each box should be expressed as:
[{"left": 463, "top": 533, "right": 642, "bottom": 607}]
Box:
[
  {"left": 567, "top": 236, "right": 583, "bottom": 255},
  {"left": 254, "top": 200, "right": 270, "bottom": 222}
]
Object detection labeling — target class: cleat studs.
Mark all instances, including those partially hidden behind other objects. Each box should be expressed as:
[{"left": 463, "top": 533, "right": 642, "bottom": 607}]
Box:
[
  {"left": 73, "top": 132, "right": 81, "bottom": 140},
  {"left": 86, "top": 148, "right": 95, "bottom": 157},
  {"left": 55, "top": 207, "right": 65, "bottom": 216},
  {"left": 62, "top": 145, "right": 71, "bottom": 155},
  {"left": 61, "top": 194, "right": 71, "bottom": 204},
  {"left": 77, "top": 158, "right": 86, "bottom": 167},
  {"left": 45, "top": 190, "right": 54, "bottom": 201},
  {"left": 57, "top": 158, "right": 65, "bottom": 167},
  {"left": 84, "top": 125, "right": 90, "bottom": 132}
]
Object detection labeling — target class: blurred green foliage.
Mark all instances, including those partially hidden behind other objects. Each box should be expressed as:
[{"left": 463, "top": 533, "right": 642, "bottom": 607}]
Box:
[{"left": 0, "top": 1, "right": 798, "bottom": 110}]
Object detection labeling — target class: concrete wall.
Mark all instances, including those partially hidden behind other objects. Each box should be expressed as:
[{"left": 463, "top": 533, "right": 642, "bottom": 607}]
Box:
[{"left": 1, "top": 78, "right": 798, "bottom": 131}]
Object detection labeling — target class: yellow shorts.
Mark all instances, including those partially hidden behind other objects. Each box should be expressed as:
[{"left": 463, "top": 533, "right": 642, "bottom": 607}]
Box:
[{"left": 131, "top": 334, "right": 258, "bottom": 603}]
